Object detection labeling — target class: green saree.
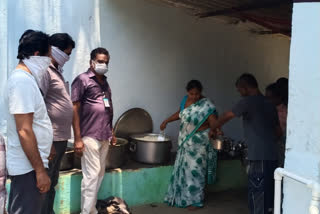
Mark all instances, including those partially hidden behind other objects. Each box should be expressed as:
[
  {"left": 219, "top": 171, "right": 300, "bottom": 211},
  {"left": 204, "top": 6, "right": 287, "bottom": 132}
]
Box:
[{"left": 164, "top": 97, "right": 218, "bottom": 208}]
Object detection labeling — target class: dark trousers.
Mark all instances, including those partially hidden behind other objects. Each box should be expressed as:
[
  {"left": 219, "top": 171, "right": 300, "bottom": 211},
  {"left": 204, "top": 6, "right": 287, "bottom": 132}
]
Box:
[
  {"left": 8, "top": 170, "right": 46, "bottom": 214},
  {"left": 248, "top": 160, "right": 277, "bottom": 214},
  {"left": 41, "top": 141, "right": 67, "bottom": 214}
]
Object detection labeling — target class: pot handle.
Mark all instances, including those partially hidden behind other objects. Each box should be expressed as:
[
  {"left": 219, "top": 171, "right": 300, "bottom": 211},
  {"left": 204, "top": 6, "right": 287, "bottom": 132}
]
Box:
[{"left": 129, "top": 142, "right": 137, "bottom": 152}]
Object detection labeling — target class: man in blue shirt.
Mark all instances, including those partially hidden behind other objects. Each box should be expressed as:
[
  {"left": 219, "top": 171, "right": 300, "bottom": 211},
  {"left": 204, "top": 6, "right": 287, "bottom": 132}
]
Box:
[{"left": 209, "top": 73, "right": 281, "bottom": 214}]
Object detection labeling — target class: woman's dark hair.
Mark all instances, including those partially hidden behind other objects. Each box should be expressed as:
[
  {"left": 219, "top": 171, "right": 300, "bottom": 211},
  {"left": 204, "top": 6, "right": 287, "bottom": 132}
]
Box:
[
  {"left": 49, "top": 33, "right": 75, "bottom": 51},
  {"left": 235, "top": 73, "right": 258, "bottom": 88},
  {"left": 90, "top": 47, "right": 109, "bottom": 60},
  {"left": 266, "top": 83, "right": 281, "bottom": 98},
  {"left": 186, "top": 80, "right": 203, "bottom": 92},
  {"left": 276, "top": 77, "right": 288, "bottom": 106},
  {"left": 17, "top": 30, "right": 50, "bottom": 60},
  {"left": 276, "top": 77, "right": 288, "bottom": 86}
]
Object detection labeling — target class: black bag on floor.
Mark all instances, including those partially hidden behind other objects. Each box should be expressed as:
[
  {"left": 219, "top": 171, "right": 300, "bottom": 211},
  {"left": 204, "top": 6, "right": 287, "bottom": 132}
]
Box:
[{"left": 96, "top": 196, "right": 132, "bottom": 214}]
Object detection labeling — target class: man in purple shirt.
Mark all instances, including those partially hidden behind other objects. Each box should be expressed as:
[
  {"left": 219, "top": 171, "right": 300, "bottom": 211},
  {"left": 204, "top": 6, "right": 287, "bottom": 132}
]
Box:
[{"left": 71, "top": 47, "right": 116, "bottom": 214}]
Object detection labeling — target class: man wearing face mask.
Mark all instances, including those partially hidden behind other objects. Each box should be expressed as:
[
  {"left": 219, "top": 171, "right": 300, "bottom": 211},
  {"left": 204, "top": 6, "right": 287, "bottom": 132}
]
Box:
[
  {"left": 5, "top": 30, "right": 53, "bottom": 214},
  {"left": 71, "top": 47, "right": 116, "bottom": 214},
  {"left": 40, "top": 33, "right": 75, "bottom": 214}
]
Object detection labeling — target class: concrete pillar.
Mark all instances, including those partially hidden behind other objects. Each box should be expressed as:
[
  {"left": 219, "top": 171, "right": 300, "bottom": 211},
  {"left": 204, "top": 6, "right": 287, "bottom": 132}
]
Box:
[
  {"left": 284, "top": 1, "right": 320, "bottom": 213},
  {"left": 0, "top": 0, "right": 8, "bottom": 133}
]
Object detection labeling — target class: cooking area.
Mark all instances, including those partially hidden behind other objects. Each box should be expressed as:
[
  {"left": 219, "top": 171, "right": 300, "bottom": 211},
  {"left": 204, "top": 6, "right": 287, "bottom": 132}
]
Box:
[
  {"left": 54, "top": 107, "right": 249, "bottom": 213},
  {"left": 60, "top": 108, "right": 249, "bottom": 171}
]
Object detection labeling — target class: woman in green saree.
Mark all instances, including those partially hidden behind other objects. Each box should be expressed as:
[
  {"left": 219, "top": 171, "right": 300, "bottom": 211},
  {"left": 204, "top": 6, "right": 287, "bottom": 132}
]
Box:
[{"left": 160, "top": 80, "right": 219, "bottom": 210}]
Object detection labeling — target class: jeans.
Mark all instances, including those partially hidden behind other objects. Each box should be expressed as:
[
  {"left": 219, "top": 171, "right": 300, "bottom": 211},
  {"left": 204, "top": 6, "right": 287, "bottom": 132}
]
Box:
[
  {"left": 8, "top": 170, "right": 46, "bottom": 214},
  {"left": 248, "top": 160, "right": 277, "bottom": 214},
  {"left": 42, "top": 141, "right": 68, "bottom": 214}
]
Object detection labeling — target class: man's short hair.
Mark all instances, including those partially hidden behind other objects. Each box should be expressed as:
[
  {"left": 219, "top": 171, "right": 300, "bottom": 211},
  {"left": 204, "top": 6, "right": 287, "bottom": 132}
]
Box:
[
  {"left": 19, "top": 29, "right": 35, "bottom": 44},
  {"left": 235, "top": 73, "right": 258, "bottom": 88},
  {"left": 49, "top": 33, "right": 75, "bottom": 51},
  {"left": 266, "top": 83, "right": 281, "bottom": 97},
  {"left": 90, "top": 47, "right": 109, "bottom": 61},
  {"left": 17, "top": 30, "right": 50, "bottom": 60}
]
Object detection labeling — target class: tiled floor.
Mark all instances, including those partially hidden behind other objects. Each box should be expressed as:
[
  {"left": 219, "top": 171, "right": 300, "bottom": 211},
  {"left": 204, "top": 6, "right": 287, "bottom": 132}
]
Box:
[{"left": 131, "top": 190, "right": 249, "bottom": 214}]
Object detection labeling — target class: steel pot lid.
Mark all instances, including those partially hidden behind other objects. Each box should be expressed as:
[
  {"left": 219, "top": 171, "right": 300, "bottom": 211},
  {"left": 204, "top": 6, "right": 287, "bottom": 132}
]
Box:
[
  {"left": 114, "top": 108, "right": 153, "bottom": 139},
  {"left": 130, "top": 133, "right": 170, "bottom": 142}
]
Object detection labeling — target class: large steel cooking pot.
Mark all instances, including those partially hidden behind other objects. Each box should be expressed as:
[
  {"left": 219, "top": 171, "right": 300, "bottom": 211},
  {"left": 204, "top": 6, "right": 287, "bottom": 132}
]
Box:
[
  {"left": 130, "top": 133, "right": 171, "bottom": 164},
  {"left": 60, "top": 148, "right": 74, "bottom": 171},
  {"left": 105, "top": 138, "right": 129, "bottom": 169},
  {"left": 73, "top": 138, "right": 129, "bottom": 170}
]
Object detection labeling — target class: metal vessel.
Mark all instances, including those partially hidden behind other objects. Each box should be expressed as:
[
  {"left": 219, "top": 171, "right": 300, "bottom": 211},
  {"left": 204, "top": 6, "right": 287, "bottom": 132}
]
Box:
[{"left": 130, "top": 133, "right": 171, "bottom": 164}]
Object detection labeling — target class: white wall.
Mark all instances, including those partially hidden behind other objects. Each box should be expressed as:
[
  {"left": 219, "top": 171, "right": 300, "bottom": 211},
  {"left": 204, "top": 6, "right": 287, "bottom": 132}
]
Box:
[
  {"left": 0, "top": 0, "right": 101, "bottom": 135},
  {"left": 0, "top": 0, "right": 290, "bottom": 148},
  {"left": 99, "top": 0, "right": 290, "bottom": 146},
  {"left": 5, "top": 0, "right": 102, "bottom": 82},
  {"left": 283, "top": 3, "right": 320, "bottom": 214}
]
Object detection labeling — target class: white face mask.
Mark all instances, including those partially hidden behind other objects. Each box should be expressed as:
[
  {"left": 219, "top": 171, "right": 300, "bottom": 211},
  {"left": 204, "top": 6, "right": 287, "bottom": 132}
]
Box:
[
  {"left": 51, "top": 46, "right": 70, "bottom": 73},
  {"left": 23, "top": 56, "right": 51, "bottom": 86},
  {"left": 95, "top": 63, "right": 108, "bottom": 75}
]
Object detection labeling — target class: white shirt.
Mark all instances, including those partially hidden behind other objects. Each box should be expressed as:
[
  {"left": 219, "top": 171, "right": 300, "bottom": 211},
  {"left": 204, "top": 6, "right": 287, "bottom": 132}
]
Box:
[{"left": 6, "top": 69, "right": 53, "bottom": 176}]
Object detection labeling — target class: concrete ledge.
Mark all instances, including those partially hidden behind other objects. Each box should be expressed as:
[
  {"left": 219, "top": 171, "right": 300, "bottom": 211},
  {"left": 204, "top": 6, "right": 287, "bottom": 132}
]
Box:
[{"left": 52, "top": 159, "right": 247, "bottom": 214}]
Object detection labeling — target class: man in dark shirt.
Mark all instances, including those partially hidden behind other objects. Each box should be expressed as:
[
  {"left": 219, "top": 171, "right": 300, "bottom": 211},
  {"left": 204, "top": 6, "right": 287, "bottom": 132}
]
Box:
[
  {"left": 71, "top": 47, "right": 116, "bottom": 214},
  {"left": 209, "top": 73, "right": 281, "bottom": 214}
]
